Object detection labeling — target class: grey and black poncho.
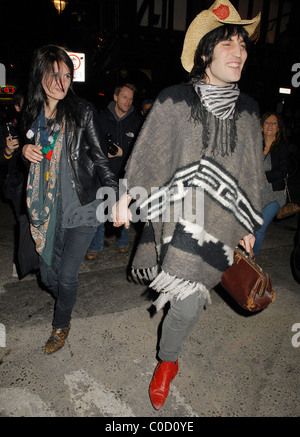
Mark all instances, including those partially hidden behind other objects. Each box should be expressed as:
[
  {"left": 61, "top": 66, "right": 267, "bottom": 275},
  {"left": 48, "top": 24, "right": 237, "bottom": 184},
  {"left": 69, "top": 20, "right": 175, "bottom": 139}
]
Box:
[{"left": 125, "top": 84, "right": 264, "bottom": 310}]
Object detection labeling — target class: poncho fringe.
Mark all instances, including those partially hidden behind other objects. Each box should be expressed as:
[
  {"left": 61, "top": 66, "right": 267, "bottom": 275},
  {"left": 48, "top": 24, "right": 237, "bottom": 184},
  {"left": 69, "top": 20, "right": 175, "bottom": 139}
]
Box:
[
  {"left": 150, "top": 270, "right": 212, "bottom": 311},
  {"left": 131, "top": 266, "right": 212, "bottom": 311}
]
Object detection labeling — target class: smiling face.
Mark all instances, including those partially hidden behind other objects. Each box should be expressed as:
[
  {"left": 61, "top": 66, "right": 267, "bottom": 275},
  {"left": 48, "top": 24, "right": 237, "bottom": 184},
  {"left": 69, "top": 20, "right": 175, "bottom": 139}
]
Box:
[
  {"left": 42, "top": 61, "right": 71, "bottom": 108},
  {"left": 204, "top": 33, "right": 247, "bottom": 86},
  {"left": 262, "top": 114, "right": 279, "bottom": 140}
]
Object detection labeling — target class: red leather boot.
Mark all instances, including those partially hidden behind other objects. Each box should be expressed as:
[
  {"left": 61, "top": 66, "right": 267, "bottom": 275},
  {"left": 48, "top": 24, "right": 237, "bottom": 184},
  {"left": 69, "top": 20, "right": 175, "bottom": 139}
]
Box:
[{"left": 149, "top": 360, "right": 178, "bottom": 410}]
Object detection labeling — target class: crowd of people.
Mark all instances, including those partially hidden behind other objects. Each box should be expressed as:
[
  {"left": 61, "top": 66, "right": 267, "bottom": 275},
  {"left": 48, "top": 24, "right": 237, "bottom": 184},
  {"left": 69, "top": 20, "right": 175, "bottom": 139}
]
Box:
[{"left": 0, "top": 0, "right": 298, "bottom": 411}]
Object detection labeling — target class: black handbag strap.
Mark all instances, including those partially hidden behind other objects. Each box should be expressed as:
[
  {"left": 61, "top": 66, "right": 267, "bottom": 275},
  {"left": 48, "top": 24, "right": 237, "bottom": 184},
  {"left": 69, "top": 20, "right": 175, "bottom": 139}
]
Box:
[{"left": 284, "top": 175, "right": 291, "bottom": 203}]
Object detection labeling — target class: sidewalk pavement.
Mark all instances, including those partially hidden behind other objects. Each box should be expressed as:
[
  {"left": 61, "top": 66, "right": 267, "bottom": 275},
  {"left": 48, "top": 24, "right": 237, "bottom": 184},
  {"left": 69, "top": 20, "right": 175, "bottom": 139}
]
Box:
[{"left": 0, "top": 198, "right": 299, "bottom": 418}]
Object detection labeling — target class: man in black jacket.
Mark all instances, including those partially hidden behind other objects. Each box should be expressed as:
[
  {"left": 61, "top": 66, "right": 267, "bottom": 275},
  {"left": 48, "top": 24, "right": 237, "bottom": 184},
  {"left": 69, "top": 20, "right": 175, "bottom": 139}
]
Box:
[{"left": 86, "top": 83, "right": 142, "bottom": 259}]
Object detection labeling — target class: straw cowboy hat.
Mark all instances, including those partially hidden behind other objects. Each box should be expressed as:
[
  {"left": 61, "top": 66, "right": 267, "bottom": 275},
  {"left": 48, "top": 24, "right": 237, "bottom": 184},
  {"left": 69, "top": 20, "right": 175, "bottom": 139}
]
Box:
[{"left": 181, "top": 0, "right": 261, "bottom": 72}]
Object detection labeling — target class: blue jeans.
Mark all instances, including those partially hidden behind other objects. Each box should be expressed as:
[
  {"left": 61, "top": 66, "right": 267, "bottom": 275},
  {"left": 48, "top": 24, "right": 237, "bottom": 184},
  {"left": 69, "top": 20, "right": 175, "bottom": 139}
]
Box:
[
  {"left": 117, "top": 224, "right": 130, "bottom": 248},
  {"left": 88, "top": 223, "right": 105, "bottom": 252},
  {"left": 253, "top": 201, "right": 280, "bottom": 256},
  {"left": 40, "top": 225, "right": 97, "bottom": 328},
  {"left": 88, "top": 222, "right": 130, "bottom": 252}
]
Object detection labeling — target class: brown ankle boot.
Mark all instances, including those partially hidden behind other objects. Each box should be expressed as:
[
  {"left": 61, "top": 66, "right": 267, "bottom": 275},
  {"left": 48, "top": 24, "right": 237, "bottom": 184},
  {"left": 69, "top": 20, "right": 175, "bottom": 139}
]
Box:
[{"left": 42, "top": 324, "right": 71, "bottom": 354}]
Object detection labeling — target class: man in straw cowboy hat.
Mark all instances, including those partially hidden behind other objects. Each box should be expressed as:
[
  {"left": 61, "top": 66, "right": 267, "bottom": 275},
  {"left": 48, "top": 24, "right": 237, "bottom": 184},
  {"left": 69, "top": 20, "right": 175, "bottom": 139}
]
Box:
[{"left": 114, "top": 0, "right": 264, "bottom": 410}]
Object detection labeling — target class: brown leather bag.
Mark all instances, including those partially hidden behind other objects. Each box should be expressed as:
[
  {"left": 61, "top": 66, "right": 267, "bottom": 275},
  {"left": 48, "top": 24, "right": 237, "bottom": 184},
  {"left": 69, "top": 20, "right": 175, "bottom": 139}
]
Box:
[
  {"left": 276, "top": 202, "right": 300, "bottom": 219},
  {"left": 220, "top": 247, "right": 276, "bottom": 312}
]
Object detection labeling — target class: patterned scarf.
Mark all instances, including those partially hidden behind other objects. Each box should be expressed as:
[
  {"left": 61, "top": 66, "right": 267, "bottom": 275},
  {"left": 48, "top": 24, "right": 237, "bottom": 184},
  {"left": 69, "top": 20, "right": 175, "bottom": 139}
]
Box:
[
  {"left": 26, "top": 110, "right": 65, "bottom": 266},
  {"left": 194, "top": 81, "right": 240, "bottom": 120}
]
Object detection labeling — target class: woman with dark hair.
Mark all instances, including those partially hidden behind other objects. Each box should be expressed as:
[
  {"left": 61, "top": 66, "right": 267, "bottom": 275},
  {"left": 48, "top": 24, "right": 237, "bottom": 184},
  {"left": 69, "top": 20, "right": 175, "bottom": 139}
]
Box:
[
  {"left": 22, "top": 45, "right": 119, "bottom": 354},
  {"left": 253, "top": 112, "right": 289, "bottom": 255}
]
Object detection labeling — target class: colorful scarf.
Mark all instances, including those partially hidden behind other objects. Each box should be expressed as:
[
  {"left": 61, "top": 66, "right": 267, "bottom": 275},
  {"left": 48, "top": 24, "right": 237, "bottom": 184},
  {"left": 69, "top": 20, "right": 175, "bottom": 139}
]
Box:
[{"left": 26, "top": 110, "right": 65, "bottom": 266}]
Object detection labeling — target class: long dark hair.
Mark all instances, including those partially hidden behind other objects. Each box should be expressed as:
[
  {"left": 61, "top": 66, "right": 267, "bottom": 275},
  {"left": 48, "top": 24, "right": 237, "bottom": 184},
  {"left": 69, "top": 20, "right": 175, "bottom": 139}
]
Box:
[
  {"left": 22, "top": 45, "right": 81, "bottom": 131},
  {"left": 261, "top": 112, "right": 287, "bottom": 152},
  {"left": 189, "top": 24, "right": 250, "bottom": 84}
]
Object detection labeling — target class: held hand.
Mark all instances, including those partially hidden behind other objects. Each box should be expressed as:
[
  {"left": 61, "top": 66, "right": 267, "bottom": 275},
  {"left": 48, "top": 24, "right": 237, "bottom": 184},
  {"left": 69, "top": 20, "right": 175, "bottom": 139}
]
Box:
[
  {"left": 239, "top": 234, "right": 255, "bottom": 254},
  {"left": 5, "top": 136, "right": 19, "bottom": 155},
  {"left": 22, "top": 144, "right": 43, "bottom": 163},
  {"left": 112, "top": 193, "right": 132, "bottom": 228}
]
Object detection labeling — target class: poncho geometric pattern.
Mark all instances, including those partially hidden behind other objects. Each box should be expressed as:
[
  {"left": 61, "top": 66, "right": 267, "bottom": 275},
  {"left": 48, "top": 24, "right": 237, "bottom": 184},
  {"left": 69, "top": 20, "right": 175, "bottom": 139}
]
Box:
[{"left": 125, "top": 84, "right": 264, "bottom": 310}]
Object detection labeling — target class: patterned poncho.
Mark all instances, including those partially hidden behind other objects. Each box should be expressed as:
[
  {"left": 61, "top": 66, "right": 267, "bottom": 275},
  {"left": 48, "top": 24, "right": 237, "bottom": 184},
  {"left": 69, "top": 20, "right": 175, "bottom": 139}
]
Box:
[{"left": 125, "top": 84, "right": 264, "bottom": 310}]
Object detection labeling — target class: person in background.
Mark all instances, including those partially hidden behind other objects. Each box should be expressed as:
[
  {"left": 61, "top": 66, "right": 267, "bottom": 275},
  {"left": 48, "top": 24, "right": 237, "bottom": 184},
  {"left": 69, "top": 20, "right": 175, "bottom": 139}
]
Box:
[
  {"left": 0, "top": 89, "right": 25, "bottom": 214},
  {"left": 253, "top": 112, "right": 289, "bottom": 256},
  {"left": 22, "top": 45, "right": 119, "bottom": 354},
  {"left": 140, "top": 99, "right": 154, "bottom": 118},
  {"left": 86, "top": 83, "right": 142, "bottom": 260},
  {"left": 0, "top": 89, "right": 27, "bottom": 277},
  {"left": 114, "top": 0, "right": 263, "bottom": 410}
]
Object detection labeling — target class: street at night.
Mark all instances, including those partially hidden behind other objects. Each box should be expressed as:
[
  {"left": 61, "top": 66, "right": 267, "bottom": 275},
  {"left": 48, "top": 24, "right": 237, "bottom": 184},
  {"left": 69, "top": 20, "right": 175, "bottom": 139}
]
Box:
[{"left": 1, "top": 0, "right": 300, "bottom": 422}]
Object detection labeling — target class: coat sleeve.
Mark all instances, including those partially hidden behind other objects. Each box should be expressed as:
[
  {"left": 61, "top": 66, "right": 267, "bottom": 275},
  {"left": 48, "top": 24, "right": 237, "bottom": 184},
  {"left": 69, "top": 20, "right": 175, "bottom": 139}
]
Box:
[
  {"left": 83, "top": 104, "right": 119, "bottom": 195},
  {"left": 266, "top": 144, "right": 289, "bottom": 184}
]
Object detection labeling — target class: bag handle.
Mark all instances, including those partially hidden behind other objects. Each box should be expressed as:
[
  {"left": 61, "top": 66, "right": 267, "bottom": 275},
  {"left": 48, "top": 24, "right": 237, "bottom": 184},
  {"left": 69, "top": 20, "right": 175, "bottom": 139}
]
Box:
[
  {"left": 236, "top": 244, "right": 255, "bottom": 260},
  {"left": 284, "top": 174, "right": 291, "bottom": 203}
]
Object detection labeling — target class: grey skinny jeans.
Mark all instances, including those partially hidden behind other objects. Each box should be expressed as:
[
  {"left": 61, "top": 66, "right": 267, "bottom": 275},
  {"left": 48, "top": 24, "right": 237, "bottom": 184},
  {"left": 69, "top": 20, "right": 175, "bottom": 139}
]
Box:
[{"left": 158, "top": 292, "right": 206, "bottom": 362}]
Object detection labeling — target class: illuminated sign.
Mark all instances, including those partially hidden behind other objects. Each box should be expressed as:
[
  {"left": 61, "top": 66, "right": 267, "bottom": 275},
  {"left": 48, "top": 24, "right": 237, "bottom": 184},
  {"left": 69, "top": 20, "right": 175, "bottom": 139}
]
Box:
[
  {"left": 0, "top": 63, "right": 5, "bottom": 87},
  {"left": 0, "top": 85, "right": 16, "bottom": 95},
  {"left": 279, "top": 87, "right": 291, "bottom": 94},
  {"left": 67, "top": 52, "right": 85, "bottom": 82}
]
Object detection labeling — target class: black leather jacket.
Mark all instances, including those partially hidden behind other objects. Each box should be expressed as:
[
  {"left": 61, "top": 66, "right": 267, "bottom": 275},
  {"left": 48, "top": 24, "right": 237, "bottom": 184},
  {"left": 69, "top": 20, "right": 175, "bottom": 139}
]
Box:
[
  {"left": 265, "top": 141, "right": 289, "bottom": 192},
  {"left": 65, "top": 100, "right": 119, "bottom": 205}
]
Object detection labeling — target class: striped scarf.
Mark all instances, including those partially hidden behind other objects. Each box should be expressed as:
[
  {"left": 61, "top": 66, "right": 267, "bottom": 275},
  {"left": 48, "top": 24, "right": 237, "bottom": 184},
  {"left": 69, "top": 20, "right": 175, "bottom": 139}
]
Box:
[{"left": 194, "top": 81, "right": 240, "bottom": 120}]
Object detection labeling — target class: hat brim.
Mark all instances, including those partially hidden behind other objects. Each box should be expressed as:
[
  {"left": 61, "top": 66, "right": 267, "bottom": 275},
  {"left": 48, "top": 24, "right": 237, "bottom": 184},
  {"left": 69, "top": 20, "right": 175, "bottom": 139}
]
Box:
[{"left": 181, "top": 10, "right": 261, "bottom": 72}]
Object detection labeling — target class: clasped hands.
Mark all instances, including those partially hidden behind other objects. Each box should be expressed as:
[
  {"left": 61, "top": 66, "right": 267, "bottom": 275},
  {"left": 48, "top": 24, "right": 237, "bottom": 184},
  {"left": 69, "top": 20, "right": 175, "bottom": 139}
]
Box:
[{"left": 112, "top": 193, "right": 132, "bottom": 229}]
